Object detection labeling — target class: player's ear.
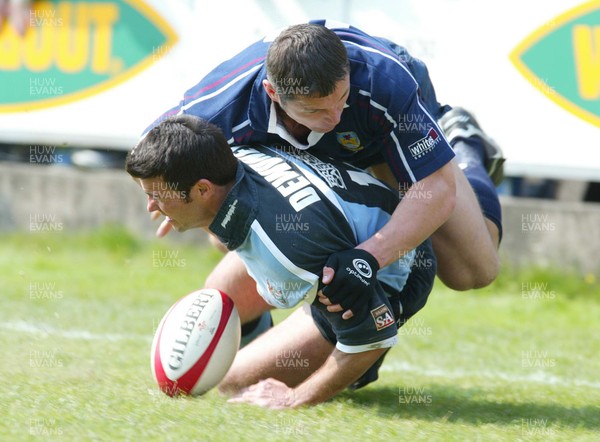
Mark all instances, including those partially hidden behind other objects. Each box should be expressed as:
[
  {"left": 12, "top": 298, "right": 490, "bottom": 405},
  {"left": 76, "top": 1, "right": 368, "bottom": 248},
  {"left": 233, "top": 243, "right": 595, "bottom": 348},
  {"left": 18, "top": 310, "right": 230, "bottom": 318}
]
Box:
[
  {"left": 263, "top": 79, "right": 279, "bottom": 103},
  {"left": 194, "top": 179, "right": 212, "bottom": 199}
]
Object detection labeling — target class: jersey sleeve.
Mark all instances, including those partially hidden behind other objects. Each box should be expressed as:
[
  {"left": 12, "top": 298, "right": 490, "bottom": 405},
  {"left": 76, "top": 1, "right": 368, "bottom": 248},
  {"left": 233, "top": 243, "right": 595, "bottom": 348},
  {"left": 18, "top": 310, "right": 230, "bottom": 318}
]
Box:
[
  {"left": 140, "top": 38, "right": 269, "bottom": 142},
  {"left": 366, "top": 59, "right": 455, "bottom": 184},
  {"left": 391, "top": 87, "right": 455, "bottom": 184},
  {"left": 333, "top": 22, "right": 455, "bottom": 184}
]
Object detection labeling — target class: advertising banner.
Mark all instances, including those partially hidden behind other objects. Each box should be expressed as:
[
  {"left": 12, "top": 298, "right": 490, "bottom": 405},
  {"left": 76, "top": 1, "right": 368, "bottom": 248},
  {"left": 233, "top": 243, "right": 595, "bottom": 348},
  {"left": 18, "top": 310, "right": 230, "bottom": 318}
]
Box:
[{"left": 0, "top": 0, "right": 598, "bottom": 180}]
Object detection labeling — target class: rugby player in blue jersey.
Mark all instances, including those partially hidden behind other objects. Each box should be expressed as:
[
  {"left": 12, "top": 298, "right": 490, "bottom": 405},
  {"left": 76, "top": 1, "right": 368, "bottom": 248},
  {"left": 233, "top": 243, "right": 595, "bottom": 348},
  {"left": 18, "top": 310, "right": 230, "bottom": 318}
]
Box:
[
  {"left": 127, "top": 115, "right": 436, "bottom": 407},
  {"left": 144, "top": 20, "right": 504, "bottom": 386}
]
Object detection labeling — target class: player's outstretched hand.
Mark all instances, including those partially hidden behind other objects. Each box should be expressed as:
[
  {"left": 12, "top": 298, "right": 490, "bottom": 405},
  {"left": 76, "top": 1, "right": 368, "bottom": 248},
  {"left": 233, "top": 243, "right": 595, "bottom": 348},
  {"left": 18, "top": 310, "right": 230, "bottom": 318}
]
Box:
[
  {"left": 150, "top": 210, "right": 173, "bottom": 237},
  {"left": 319, "top": 248, "right": 380, "bottom": 320},
  {"left": 228, "top": 378, "right": 296, "bottom": 409}
]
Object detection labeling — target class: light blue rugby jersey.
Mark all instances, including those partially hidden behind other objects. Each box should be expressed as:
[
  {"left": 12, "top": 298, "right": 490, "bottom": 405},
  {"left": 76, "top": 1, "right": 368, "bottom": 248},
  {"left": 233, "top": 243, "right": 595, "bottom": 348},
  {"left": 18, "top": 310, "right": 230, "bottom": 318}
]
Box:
[{"left": 208, "top": 145, "right": 415, "bottom": 350}]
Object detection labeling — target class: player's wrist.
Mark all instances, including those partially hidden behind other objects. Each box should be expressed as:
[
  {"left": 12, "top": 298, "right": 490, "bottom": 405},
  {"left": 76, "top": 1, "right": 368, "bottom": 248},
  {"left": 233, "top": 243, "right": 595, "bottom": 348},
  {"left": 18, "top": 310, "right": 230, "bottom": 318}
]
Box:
[
  {"left": 285, "top": 388, "right": 304, "bottom": 408},
  {"left": 357, "top": 227, "right": 406, "bottom": 268},
  {"left": 356, "top": 243, "right": 386, "bottom": 269},
  {"left": 351, "top": 248, "right": 380, "bottom": 275}
]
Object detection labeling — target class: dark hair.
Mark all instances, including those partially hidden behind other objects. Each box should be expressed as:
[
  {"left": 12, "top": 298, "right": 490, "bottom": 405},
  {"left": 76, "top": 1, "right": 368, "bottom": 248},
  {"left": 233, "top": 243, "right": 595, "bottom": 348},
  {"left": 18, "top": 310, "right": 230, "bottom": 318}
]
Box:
[
  {"left": 266, "top": 23, "right": 349, "bottom": 101},
  {"left": 125, "top": 115, "right": 237, "bottom": 198}
]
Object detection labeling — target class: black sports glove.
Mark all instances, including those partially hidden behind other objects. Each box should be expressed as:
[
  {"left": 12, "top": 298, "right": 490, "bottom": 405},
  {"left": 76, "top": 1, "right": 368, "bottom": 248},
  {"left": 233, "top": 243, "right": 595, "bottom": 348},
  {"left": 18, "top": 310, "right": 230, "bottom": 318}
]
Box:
[{"left": 320, "top": 249, "right": 380, "bottom": 320}]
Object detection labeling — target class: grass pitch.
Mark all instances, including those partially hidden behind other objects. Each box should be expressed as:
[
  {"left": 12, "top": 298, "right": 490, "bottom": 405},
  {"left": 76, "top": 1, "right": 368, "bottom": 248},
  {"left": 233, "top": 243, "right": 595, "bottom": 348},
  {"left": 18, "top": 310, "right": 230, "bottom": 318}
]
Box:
[{"left": 1, "top": 226, "right": 599, "bottom": 441}]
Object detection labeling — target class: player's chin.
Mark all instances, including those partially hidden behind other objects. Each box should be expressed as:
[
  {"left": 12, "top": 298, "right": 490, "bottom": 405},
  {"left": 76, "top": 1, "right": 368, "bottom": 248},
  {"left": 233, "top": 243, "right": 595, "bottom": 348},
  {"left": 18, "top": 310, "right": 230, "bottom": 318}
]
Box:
[{"left": 167, "top": 220, "right": 185, "bottom": 232}]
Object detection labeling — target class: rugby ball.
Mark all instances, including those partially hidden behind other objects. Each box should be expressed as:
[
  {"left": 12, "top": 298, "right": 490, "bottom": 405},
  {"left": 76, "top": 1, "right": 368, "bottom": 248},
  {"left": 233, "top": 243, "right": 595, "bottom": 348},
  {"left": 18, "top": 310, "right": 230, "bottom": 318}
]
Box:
[{"left": 151, "top": 289, "right": 241, "bottom": 396}]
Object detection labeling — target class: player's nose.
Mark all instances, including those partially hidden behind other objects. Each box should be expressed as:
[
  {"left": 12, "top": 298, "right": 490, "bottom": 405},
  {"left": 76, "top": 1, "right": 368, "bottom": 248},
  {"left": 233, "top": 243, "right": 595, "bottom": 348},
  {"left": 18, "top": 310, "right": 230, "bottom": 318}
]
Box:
[
  {"left": 147, "top": 196, "right": 159, "bottom": 213},
  {"left": 323, "top": 107, "right": 342, "bottom": 127}
]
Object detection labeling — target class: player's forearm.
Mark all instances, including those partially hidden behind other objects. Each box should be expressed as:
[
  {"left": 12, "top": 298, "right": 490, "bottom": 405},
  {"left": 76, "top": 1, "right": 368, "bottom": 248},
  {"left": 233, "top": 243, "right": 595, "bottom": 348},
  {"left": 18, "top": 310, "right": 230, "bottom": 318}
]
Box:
[
  {"left": 289, "top": 347, "right": 386, "bottom": 407},
  {"left": 359, "top": 162, "right": 456, "bottom": 268}
]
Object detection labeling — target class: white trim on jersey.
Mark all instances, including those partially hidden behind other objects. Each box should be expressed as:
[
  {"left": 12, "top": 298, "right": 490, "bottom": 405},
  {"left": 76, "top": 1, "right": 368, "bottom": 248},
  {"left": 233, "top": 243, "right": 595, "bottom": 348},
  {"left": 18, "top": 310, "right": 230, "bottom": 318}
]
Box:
[
  {"left": 227, "top": 119, "right": 252, "bottom": 144},
  {"left": 250, "top": 220, "right": 319, "bottom": 303},
  {"left": 181, "top": 64, "right": 264, "bottom": 113},
  {"left": 336, "top": 334, "right": 398, "bottom": 354},
  {"left": 266, "top": 102, "right": 324, "bottom": 150},
  {"left": 345, "top": 40, "right": 417, "bottom": 87}
]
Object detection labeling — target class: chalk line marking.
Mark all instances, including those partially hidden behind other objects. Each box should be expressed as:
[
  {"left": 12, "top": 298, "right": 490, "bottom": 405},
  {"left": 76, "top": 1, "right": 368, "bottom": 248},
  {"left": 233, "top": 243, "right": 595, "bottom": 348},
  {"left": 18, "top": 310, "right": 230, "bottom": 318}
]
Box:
[
  {"left": 3, "top": 320, "right": 598, "bottom": 389},
  {"left": 381, "top": 360, "right": 600, "bottom": 389},
  {"left": 1, "top": 320, "right": 152, "bottom": 343}
]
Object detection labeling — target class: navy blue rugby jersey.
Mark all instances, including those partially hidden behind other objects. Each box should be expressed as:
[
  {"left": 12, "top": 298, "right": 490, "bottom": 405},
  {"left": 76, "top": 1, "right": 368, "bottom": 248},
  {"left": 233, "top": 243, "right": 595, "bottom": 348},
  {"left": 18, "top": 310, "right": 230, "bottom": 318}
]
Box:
[
  {"left": 208, "top": 145, "right": 416, "bottom": 353},
  {"left": 146, "top": 19, "right": 455, "bottom": 186}
]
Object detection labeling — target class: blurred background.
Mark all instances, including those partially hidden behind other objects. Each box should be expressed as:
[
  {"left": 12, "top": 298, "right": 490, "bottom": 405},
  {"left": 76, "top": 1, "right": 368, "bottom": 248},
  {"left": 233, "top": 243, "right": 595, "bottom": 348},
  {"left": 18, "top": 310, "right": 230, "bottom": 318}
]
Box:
[{"left": 1, "top": 0, "right": 599, "bottom": 276}]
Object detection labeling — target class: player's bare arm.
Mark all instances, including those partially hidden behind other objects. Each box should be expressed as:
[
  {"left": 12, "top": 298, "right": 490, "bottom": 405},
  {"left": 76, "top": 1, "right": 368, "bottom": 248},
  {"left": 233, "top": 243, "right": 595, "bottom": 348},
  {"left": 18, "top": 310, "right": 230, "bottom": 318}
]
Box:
[
  {"left": 228, "top": 347, "right": 387, "bottom": 409},
  {"left": 358, "top": 161, "right": 456, "bottom": 268},
  {"left": 368, "top": 159, "right": 500, "bottom": 290},
  {"left": 320, "top": 161, "right": 455, "bottom": 317}
]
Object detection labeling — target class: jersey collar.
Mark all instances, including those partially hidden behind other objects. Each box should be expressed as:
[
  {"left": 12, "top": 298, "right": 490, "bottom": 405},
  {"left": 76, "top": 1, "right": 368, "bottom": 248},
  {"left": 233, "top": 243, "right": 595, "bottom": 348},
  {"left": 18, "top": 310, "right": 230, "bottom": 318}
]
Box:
[
  {"left": 209, "top": 163, "right": 257, "bottom": 251},
  {"left": 265, "top": 101, "right": 325, "bottom": 150},
  {"left": 247, "top": 69, "right": 325, "bottom": 150}
]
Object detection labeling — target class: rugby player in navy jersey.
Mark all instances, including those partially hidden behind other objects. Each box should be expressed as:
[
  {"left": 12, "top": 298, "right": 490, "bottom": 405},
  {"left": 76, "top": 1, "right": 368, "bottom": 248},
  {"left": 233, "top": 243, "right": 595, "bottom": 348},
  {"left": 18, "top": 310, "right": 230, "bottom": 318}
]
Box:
[
  {"left": 144, "top": 21, "right": 504, "bottom": 382},
  {"left": 126, "top": 115, "right": 436, "bottom": 407}
]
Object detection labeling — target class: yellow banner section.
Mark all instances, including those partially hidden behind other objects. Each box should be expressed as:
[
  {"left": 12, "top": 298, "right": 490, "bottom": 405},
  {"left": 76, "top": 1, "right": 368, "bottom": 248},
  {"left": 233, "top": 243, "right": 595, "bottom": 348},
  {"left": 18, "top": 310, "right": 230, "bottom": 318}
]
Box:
[
  {"left": 573, "top": 25, "right": 600, "bottom": 100},
  {"left": 0, "top": 2, "right": 120, "bottom": 74}
]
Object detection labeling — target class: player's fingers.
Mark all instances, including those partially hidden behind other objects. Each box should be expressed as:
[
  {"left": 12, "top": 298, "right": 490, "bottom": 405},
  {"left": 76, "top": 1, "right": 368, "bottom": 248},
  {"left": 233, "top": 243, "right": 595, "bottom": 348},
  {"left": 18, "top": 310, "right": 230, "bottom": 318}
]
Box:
[
  {"left": 247, "top": 382, "right": 260, "bottom": 392},
  {"left": 156, "top": 219, "right": 172, "bottom": 237},
  {"left": 342, "top": 309, "right": 354, "bottom": 320},
  {"left": 326, "top": 304, "right": 344, "bottom": 313},
  {"left": 318, "top": 293, "right": 349, "bottom": 313},
  {"left": 317, "top": 291, "right": 331, "bottom": 303},
  {"left": 227, "top": 394, "right": 251, "bottom": 404},
  {"left": 321, "top": 266, "right": 335, "bottom": 284}
]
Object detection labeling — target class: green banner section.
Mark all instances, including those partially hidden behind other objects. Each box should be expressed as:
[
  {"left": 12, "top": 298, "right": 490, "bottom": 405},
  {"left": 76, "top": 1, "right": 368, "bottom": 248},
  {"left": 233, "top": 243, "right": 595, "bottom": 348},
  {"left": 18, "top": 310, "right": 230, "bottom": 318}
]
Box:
[
  {"left": 511, "top": 1, "right": 600, "bottom": 127},
  {"left": 0, "top": 0, "right": 178, "bottom": 112}
]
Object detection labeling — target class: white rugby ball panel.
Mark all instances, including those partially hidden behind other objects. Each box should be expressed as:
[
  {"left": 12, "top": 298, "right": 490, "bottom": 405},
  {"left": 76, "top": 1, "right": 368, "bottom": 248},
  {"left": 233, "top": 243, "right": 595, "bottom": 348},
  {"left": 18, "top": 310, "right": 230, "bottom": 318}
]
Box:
[
  {"left": 187, "top": 307, "right": 241, "bottom": 395},
  {"left": 159, "top": 291, "right": 224, "bottom": 377},
  {"left": 151, "top": 289, "right": 240, "bottom": 396}
]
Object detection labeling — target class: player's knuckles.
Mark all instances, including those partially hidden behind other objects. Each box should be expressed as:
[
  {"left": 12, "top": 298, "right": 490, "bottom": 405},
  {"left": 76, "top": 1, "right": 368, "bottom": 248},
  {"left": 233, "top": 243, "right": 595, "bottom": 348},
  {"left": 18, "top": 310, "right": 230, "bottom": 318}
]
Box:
[
  {"left": 338, "top": 299, "right": 357, "bottom": 310},
  {"left": 321, "top": 285, "right": 341, "bottom": 299},
  {"left": 323, "top": 280, "right": 349, "bottom": 295},
  {"left": 318, "top": 297, "right": 332, "bottom": 306},
  {"left": 328, "top": 289, "right": 353, "bottom": 304},
  {"left": 254, "top": 381, "right": 272, "bottom": 395}
]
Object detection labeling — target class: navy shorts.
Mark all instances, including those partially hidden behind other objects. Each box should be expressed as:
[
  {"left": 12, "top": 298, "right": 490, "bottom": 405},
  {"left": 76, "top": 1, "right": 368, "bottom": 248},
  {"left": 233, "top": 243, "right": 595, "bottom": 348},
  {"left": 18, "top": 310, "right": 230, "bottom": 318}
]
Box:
[{"left": 311, "top": 239, "right": 437, "bottom": 350}]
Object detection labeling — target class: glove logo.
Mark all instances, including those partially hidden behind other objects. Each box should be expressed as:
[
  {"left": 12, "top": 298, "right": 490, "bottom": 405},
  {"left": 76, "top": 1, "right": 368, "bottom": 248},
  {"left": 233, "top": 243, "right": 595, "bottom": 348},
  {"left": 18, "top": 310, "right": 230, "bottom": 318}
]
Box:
[{"left": 352, "top": 259, "right": 372, "bottom": 278}]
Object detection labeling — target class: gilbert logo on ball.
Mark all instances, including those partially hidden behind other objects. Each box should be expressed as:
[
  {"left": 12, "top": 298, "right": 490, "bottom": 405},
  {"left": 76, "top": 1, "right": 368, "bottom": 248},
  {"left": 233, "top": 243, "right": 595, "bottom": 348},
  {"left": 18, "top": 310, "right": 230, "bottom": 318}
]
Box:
[{"left": 151, "top": 289, "right": 241, "bottom": 397}]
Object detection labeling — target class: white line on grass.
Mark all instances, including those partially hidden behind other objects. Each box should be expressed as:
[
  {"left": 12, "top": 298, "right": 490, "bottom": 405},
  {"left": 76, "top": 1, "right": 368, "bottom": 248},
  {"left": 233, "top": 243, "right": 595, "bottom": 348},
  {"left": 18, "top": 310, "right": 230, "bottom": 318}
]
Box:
[
  {"left": 1, "top": 320, "right": 152, "bottom": 343},
  {"left": 381, "top": 360, "right": 600, "bottom": 389},
  {"left": 4, "top": 320, "right": 598, "bottom": 390}
]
